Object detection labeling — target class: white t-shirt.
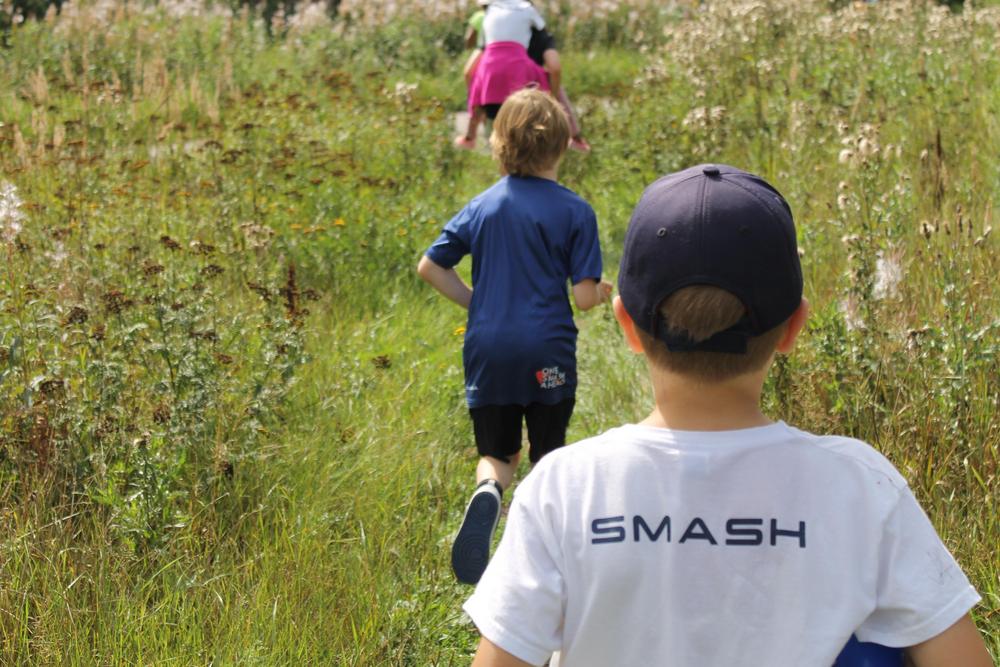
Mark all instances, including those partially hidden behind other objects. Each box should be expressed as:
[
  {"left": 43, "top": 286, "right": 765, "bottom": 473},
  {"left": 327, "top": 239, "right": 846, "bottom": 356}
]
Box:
[
  {"left": 464, "top": 422, "right": 980, "bottom": 666},
  {"left": 483, "top": 0, "right": 545, "bottom": 49}
]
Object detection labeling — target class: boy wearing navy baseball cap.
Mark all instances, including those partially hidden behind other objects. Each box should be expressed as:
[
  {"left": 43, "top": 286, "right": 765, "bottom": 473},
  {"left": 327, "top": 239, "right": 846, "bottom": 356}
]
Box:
[{"left": 464, "top": 165, "right": 991, "bottom": 666}]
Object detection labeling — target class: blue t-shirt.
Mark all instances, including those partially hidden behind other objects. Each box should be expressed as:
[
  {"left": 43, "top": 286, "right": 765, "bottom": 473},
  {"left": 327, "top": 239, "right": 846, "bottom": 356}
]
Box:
[{"left": 425, "top": 175, "right": 602, "bottom": 408}]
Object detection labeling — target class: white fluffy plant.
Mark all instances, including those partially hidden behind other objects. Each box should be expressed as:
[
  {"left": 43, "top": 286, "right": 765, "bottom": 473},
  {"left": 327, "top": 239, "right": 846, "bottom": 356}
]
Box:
[{"left": 0, "top": 181, "right": 25, "bottom": 245}]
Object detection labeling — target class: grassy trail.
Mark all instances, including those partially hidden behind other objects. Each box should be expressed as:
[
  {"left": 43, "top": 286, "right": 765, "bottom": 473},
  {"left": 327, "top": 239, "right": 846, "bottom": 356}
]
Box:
[{"left": 1, "top": 1, "right": 998, "bottom": 663}]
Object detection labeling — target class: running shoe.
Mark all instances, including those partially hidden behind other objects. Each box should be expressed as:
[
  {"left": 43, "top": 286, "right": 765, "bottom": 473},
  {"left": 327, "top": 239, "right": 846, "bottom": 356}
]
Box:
[{"left": 452, "top": 480, "right": 502, "bottom": 585}]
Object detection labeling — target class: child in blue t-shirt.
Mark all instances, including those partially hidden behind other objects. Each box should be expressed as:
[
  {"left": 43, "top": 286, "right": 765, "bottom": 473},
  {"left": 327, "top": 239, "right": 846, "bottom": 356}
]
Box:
[{"left": 418, "top": 89, "right": 612, "bottom": 585}]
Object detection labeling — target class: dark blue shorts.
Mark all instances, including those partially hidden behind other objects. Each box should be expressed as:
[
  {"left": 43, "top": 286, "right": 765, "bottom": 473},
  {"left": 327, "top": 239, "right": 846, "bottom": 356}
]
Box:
[{"left": 469, "top": 398, "right": 575, "bottom": 464}]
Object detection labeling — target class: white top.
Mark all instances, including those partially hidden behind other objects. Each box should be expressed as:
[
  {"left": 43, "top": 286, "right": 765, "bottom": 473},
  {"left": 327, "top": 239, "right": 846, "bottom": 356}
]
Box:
[
  {"left": 482, "top": 0, "right": 545, "bottom": 49},
  {"left": 464, "top": 422, "right": 980, "bottom": 666}
]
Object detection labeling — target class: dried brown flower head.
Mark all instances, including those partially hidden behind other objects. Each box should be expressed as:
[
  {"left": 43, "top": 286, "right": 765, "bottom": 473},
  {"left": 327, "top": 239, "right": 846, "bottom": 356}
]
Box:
[
  {"left": 200, "top": 264, "right": 224, "bottom": 278},
  {"left": 102, "top": 289, "right": 134, "bottom": 314},
  {"left": 62, "top": 305, "right": 89, "bottom": 326}
]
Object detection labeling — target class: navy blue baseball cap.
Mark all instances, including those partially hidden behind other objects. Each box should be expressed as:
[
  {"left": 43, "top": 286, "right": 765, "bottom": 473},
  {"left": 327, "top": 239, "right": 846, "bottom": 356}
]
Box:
[{"left": 618, "top": 164, "right": 802, "bottom": 354}]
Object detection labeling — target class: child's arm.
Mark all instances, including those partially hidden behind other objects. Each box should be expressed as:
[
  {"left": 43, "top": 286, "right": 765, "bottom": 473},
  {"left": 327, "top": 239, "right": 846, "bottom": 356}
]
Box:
[
  {"left": 905, "top": 614, "right": 993, "bottom": 667},
  {"left": 464, "top": 25, "right": 478, "bottom": 50},
  {"left": 471, "top": 637, "right": 535, "bottom": 667},
  {"left": 417, "top": 255, "right": 472, "bottom": 309},
  {"left": 541, "top": 47, "right": 561, "bottom": 95},
  {"left": 572, "top": 278, "right": 613, "bottom": 311}
]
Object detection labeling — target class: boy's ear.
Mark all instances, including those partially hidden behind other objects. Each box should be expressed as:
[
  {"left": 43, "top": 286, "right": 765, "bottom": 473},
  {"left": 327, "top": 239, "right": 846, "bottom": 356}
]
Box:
[
  {"left": 775, "top": 298, "right": 810, "bottom": 354},
  {"left": 613, "top": 296, "right": 646, "bottom": 354}
]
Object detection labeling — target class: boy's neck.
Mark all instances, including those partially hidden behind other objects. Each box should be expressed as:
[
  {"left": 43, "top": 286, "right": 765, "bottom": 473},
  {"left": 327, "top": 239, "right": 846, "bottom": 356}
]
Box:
[
  {"left": 641, "top": 366, "right": 773, "bottom": 432},
  {"left": 531, "top": 165, "right": 559, "bottom": 181},
  {"left": 515, "top": 161, "right": 560, "bottom": 182}
]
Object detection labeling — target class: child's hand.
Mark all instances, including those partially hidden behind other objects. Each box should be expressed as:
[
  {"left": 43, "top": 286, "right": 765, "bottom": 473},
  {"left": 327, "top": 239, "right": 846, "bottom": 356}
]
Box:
[
  {"left": 598, "top": 280, "right": 614, "bottom": 303},
  {"left": 572, "top": 278, "right": 613, "bottom": 311}
]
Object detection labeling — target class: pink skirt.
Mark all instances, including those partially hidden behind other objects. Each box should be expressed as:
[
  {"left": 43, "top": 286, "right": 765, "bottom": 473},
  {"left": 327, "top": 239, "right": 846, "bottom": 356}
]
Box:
[{"left": 467, "top": 41, "right": 550, "bottom": 114}]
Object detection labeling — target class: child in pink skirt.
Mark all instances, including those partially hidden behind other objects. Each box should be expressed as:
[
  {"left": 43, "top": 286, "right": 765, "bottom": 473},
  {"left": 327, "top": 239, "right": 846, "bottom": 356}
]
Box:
[{"left": 455, "top": 0, "right": 549, "bottom": 149}]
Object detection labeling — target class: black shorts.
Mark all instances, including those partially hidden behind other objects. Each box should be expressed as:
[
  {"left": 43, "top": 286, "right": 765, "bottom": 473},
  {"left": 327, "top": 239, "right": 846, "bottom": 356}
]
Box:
[
  {"left": 470, "top": 398, "right": 575, "bottom": 465},
  {"left": 482, "top": 103, "right": 502, "bottom": 120}
]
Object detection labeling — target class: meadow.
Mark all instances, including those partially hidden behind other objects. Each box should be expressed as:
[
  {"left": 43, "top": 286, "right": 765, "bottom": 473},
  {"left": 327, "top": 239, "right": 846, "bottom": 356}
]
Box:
[{"left": 0, "top": 0, "right": 997, "bottom": 663}]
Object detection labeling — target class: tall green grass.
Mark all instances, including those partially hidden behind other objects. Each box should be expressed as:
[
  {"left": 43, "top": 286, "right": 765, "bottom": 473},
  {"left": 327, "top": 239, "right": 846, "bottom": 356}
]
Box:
[{"left": 0, "top": 0, "right": 997, "bottom": 663}]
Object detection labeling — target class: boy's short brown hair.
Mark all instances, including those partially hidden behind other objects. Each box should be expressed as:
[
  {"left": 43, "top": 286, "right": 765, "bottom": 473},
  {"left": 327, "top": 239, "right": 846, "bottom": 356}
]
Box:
[
  {"left": 636, "top": 285, "right": 788, "bottom": 382},
  {"left": 490, "top": 88, "right": 570, "bottom": 176}
]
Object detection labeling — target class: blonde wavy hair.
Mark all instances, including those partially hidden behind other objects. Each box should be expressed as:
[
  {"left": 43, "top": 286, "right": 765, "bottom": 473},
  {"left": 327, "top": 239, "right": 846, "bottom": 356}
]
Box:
[{"left": 490, "top": 88, "right": 570, "bottom": 176}]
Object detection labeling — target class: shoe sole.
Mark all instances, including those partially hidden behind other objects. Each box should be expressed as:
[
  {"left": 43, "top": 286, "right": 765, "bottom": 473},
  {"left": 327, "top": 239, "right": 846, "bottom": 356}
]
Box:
[{"left": 451, "top": 490, "right": 501, "bottom": 585}]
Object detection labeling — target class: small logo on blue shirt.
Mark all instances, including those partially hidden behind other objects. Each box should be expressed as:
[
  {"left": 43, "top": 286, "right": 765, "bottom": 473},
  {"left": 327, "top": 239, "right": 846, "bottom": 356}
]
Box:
[{"left": 535, "top": 366, "right": 567, "bottom": 389}]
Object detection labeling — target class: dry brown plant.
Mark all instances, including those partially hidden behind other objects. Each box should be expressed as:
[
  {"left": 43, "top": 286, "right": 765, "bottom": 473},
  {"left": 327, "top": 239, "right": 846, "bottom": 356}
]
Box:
[{"left": 25, "top": 66, "right": 49, "bottom": 107}]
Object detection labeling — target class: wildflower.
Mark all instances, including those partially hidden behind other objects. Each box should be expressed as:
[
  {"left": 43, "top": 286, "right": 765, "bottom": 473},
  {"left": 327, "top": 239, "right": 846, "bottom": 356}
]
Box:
[
  {"left": 839, "top": 296, "right": 864, "bottom": 332},
  {"left": 333, "top": 218, "right": 346, "bottom": 227},
  {"left": 201, "top": 264, "right": 224, "bottom": 278},
  {"left": 240, "top": 222, "right": 275, "bottom": 250},
  {"left": 190, "top": 329, "right": 219, "bottom": 342},
  {"left": 454, "top": 326, "right": 466, "bottom": 337},
  {"left": 38, "top": 377, "right": 65, "bottom": 397},
  {"left": 873, "top": 248, "right": 903, "bottom": 300},
  {"left": 189, "top": 240, "right": 216, "bottom": 255},
  {"left": 152, "top": 403, "right": 172, "bottom": 424},
  {"left": 102, "top": 289, "right": 134, "bottom": 314},
  {"left": 62, "top": 306, "right": 89, "bottom": 326},
  {"left": 45, "top": 243, "right": 69, "bottom": 267},
  {"left": 287, "top": 1, "right": 332, "bottom": 34},
  {"left": 142, "top": 261, "right": 165, "bottom": 277},
  {"left": 160, "top": 235, "right": 181, "bottom": 251},
  {"left": 247, "top": 281, "right": 272, "bottom": 302},
  {"left": 390, "top": 81, "right": 418, "bottom": 105},
  {"left": 1, "top": 181, "right": 25, "bottom": 243},
  {"left": 974, "top": 226, "right": 992, "bottom": 246}
]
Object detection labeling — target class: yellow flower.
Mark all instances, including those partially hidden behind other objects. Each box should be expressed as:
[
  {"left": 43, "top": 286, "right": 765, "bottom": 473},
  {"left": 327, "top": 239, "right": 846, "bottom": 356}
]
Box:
[
  {"left": 333, "top": 218, "right": 346, "bottom": 227},
  {"left": 453, "top": 326, "right": 466, "bottom": 337},
  {"left": 290, "top": 223, "right": 303, "bottom": 230}
]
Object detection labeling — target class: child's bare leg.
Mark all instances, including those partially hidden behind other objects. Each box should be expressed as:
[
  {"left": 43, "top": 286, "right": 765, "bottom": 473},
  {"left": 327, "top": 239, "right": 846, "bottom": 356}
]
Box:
[
  {"left": 464, "top": 49, "right": 482, "bottom": 87},
  {"left": 466, "top": 108, "right": 483, "bottom": 140},
  {"left": 556, "top": 87, "right": 582, "bottom": 139},
  {"left": 477, "top": 453, "right": 520, "bottom": 491},
  {"left": 456, "top": 107, "right": 484, "bottom": 149},
  {"left": 453, "top": 453, "right": 517, "bottom": 584},
  {"left": 542, "top": 48, "right": 586, "bottom": 148}
]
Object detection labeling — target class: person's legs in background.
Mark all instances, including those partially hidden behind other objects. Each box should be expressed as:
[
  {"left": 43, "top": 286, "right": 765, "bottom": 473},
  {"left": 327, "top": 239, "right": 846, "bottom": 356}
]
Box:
[{"left": 542, "top": 49, "right": 590, "bottom": 152}]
